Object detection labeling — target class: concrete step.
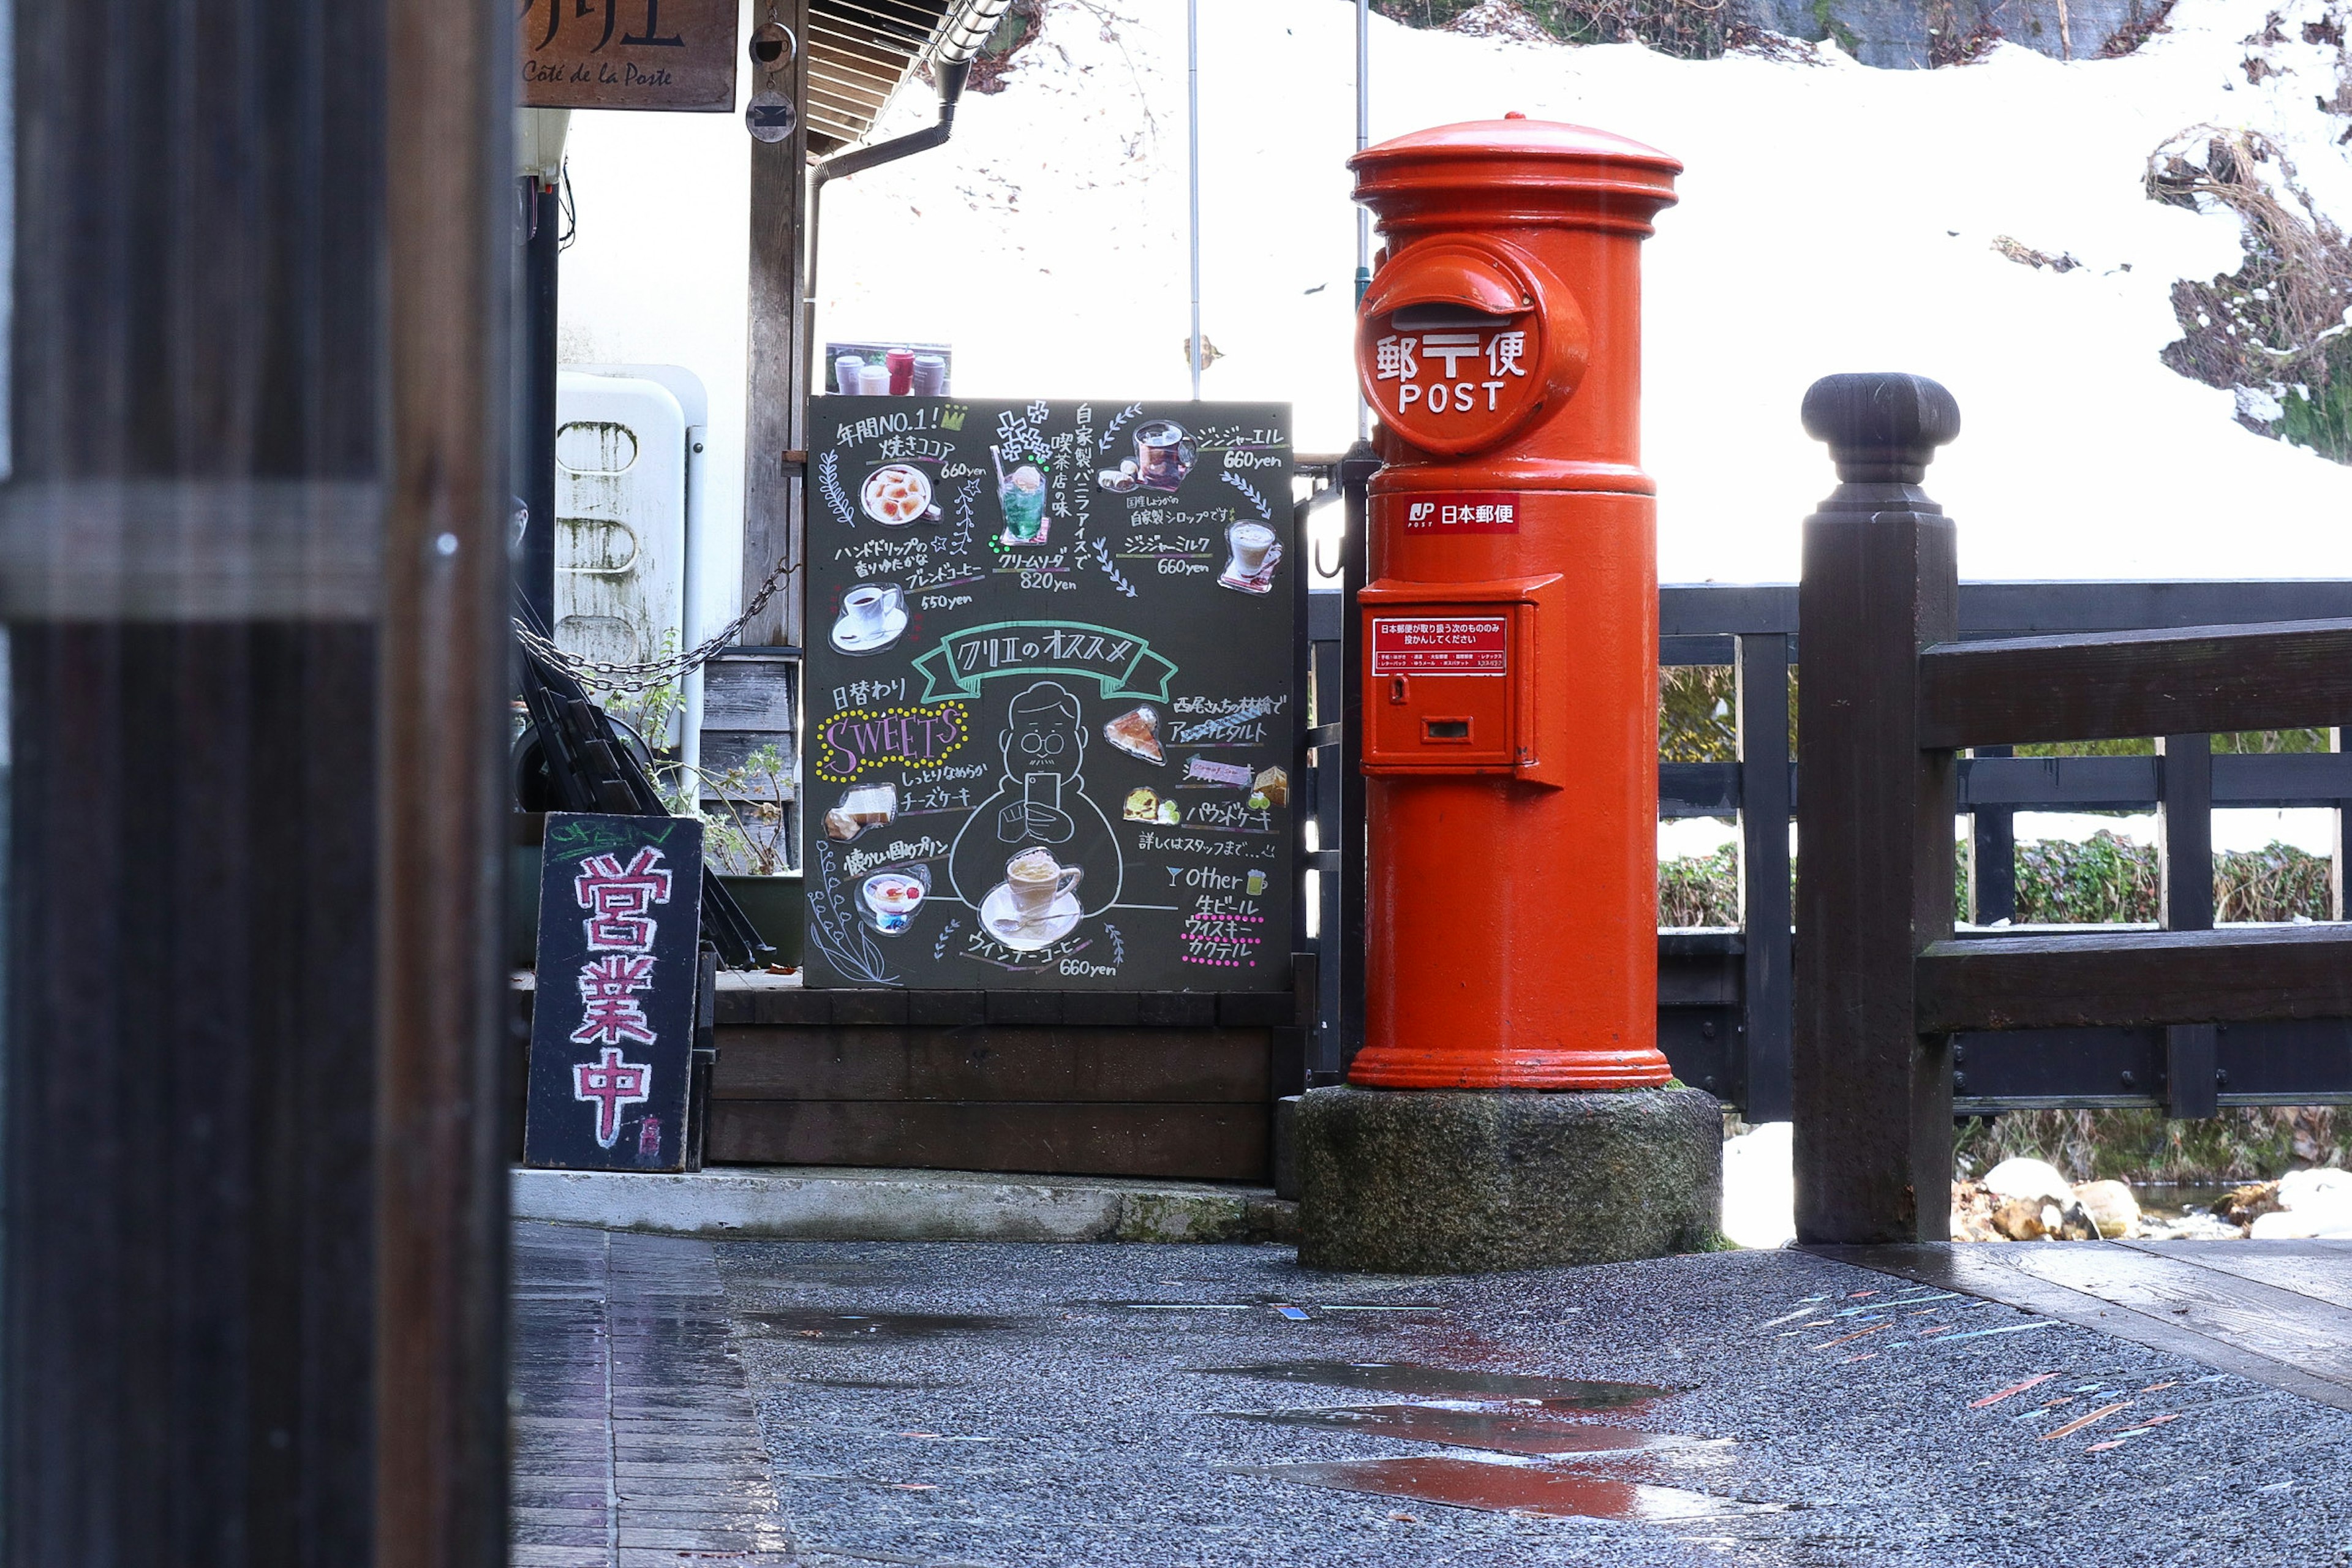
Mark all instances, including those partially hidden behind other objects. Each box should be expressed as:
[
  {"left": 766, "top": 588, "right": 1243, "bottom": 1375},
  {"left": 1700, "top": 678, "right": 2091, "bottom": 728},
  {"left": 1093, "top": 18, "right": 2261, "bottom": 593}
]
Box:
[{"left": 512, "top": 1164, "right": 1300, "bottom": 1244}]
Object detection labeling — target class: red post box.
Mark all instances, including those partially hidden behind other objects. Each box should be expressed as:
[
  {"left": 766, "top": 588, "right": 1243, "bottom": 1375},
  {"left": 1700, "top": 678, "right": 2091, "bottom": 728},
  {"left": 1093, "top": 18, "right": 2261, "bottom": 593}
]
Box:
[{"left": 1348, "top": 115, "right": 1681, "bottom": 1090}]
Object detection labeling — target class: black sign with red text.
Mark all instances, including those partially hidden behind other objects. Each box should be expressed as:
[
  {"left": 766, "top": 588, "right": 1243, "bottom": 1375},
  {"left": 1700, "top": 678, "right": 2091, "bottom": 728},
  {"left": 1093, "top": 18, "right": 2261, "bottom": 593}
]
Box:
[{"left": 524, "top": 812, "right": 703, "bottom": 1170}]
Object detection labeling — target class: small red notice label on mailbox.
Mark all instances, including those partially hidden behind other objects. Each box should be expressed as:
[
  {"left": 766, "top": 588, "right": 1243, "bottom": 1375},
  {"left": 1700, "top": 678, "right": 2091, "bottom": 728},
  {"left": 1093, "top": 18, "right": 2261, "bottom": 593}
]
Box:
[
  {"left": 1400, "top": 492, "right": 1521, "bottom": 534},
  {"left": 1371, "top": 616, "right": 1509, "bottom": 676}
]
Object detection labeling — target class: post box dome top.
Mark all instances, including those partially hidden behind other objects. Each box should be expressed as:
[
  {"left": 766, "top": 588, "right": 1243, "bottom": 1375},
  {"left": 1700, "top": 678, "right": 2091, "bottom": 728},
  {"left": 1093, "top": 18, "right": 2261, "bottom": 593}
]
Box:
[
  {"left": 1351, "top": 115, "right": 1681, "bottom": 180},
  {"left": 1350, "top": 116, "right": 1679, "bottom": 229}
]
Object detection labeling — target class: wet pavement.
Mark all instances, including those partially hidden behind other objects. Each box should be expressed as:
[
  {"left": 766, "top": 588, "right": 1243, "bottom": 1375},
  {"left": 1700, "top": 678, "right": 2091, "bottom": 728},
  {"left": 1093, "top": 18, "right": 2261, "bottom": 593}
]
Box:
[
  {"left": 514, "top": 1223, "right": 2352, "bottom": 1566},
  {"left": 513, "top": 1225, "right": 793, "bottom": 1566}
]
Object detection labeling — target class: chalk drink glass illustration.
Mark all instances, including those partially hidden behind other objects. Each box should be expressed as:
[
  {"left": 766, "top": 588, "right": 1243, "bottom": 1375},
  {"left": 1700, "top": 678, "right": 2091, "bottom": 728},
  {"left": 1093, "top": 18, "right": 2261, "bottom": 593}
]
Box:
[
  {"left": 1003, "top": 847, "right": 1082, "bottom": 927},
  {"left": 1229, "top": 522, "right": 1275, "bottom": 575},
  {"left": 1132, "top": 420, "right": 1195, "bottom": 489},
  {"left": 999, "top": 464, "right": 1047, "bottom": 540}
]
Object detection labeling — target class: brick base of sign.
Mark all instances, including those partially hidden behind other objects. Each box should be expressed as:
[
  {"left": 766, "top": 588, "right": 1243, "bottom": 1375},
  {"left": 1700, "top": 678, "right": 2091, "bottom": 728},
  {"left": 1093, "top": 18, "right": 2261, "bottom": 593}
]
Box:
[{"left": 1294, "top": 1086, "right": 1723, "bottom": 1273}]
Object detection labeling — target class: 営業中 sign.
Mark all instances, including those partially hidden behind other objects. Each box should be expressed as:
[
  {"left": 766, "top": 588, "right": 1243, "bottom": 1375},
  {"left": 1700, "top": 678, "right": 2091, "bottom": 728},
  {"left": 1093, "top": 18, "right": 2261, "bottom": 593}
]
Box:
[
  {"left": 520, "top": 0, "right": 737, "bottom": 113},
  {"left": 524, "top": 812, "right": 704, "bottom": 1170},
  {"left": 802, "top": 396, "right": 1297, "bottom": 993}
]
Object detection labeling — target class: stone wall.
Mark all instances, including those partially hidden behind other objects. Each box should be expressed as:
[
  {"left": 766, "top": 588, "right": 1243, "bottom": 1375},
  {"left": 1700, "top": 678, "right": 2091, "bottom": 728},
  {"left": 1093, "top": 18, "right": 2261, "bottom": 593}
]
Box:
[{"left": 1754, "top": 0, "right": 2170, "bottom": 67}]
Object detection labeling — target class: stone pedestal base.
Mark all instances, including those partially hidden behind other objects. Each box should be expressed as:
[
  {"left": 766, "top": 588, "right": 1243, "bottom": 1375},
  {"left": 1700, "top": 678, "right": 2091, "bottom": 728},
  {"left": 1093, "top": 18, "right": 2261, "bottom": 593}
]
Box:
[{"left": 1295, "top": 1085, "right": 1723, "bottom": 1273}]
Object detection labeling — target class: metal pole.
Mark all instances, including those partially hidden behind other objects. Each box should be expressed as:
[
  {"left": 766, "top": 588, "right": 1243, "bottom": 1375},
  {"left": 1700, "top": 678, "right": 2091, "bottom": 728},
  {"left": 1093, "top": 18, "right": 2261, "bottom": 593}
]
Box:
[
  {"left": 1354, "top": 0, "right": 1370, "bottom": 438},
  {"left": 1187, "top": 0, "right": 1203, "bottom": 401}
]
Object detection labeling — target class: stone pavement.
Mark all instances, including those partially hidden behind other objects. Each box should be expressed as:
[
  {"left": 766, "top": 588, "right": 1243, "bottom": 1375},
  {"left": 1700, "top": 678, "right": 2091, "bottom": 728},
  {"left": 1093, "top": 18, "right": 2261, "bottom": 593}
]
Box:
[{"left": 512, "top": 1222, "right": 2352, "bottom": 1567}]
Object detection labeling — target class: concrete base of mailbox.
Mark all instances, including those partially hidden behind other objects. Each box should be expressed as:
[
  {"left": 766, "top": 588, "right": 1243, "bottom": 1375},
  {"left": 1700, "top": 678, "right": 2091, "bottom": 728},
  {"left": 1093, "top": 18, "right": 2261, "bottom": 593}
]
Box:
[{"left": 1294, "top": 1085, "right": 1722, "bottom": 1273}]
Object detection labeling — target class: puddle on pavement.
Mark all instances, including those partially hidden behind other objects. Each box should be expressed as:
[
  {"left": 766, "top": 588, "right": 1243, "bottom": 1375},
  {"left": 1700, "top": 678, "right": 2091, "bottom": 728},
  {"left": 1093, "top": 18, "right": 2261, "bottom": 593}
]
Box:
[
  {"left": 739, "top": 1309, "right": 1016, "bottom": 1342},
  {"left": 1101, "top": 1297, "right": 1444, "bottom": 1313},
  {"left": 1233, "top": 1454, "right": 1774, "bottom": 1521},
  {"left": 1202, "top": 1361, "right": 1667, "bottom": 1409},
  {"left": 1226, "top": 1403, "right": 1712, "bottom": 1457}
]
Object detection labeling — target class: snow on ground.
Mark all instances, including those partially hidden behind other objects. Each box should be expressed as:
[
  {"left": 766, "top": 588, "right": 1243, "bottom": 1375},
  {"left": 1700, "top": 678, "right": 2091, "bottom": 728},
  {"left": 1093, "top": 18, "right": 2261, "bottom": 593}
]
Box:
[
  {"left": 561, "top": 0, "right": 2352, "bottom": 611},
  {"left": 805, "top": 0, "right": 2352, "bottom": 585},
  {"left": 556, "top": 0, "right": 2352, "bottom": 852}
]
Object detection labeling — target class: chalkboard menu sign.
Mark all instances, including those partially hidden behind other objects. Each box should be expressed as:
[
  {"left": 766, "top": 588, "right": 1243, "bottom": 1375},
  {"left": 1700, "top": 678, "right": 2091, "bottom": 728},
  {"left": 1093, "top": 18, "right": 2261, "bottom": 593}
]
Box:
[
  {"left": 524, "top": 812, "right": 704, "bottom": 1170},
  {"left": 804, "top": 397, "right": 1296, "bottom": 992}
]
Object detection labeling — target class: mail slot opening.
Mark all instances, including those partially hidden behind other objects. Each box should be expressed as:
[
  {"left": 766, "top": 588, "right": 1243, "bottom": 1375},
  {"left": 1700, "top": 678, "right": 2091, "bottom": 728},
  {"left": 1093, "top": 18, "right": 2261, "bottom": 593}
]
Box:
[{"left": 1424, "top": 718, "right": 1472, "bottom": 741}]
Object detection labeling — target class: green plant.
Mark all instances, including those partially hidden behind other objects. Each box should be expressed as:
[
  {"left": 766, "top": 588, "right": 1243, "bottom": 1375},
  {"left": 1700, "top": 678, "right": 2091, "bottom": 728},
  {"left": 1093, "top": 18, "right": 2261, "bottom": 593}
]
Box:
[
  {"left": 1665, "top": 831, "right": 2333, "bottom": 931},
  {"left": 1659, "top": 843, "right": 1741, "bottom": 927},
  {"left": 1955, "top": 1105, "right": 2343, "bottom": 1185},
  {"left": 580, "top": 628, "right": 686, "bottom": 756},
  {"left": 2278, "top": 338, "right": 2352, "bottom": 462},
  {"left": 1658, "top": 665, "right": 1799, "bottom": 763},
  {"left": 680, "top": 745, "right": 798, "bottom": 877}
]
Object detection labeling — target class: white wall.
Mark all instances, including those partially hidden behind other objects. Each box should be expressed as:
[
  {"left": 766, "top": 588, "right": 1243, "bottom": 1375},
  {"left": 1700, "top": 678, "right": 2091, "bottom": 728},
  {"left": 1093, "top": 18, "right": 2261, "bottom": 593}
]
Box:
[{"left": 556, "top": 13, "right": 760, "bottom": 646}]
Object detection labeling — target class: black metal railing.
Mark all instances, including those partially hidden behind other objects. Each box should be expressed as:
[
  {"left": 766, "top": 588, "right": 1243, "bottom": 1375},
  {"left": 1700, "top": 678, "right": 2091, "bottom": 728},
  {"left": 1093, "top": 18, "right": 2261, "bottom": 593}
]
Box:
[{"left": 1295, "top": 468, "right": 2352, "bottom": 1120}]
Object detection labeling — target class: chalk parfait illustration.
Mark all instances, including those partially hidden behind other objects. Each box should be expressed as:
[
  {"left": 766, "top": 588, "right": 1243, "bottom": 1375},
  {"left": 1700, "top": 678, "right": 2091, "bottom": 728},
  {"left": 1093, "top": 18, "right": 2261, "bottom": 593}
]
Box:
[
  {"left": 992, "top": 444, "right": 1050, "bottom": 546},
  {"left": 947, "top": 680, "right": 1125, "bottom": 951}
]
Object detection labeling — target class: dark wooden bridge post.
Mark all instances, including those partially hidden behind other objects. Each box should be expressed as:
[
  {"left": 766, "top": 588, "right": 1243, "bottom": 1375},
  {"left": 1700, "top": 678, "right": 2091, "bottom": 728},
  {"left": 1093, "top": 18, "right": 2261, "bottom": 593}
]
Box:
[
  {"left": 1735, "top": 630, "right": 1795, "bottom": 1122},
  {"left": 1792, "top": 373, "right": 1962, "bottom": 1245}
]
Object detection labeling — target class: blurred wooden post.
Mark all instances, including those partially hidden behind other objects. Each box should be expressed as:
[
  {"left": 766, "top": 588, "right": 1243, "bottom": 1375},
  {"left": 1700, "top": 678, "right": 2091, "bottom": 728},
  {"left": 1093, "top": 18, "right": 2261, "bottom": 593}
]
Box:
[
  {"left": 2, "top": 1, "right": 503, "bottom": 1562},
  {"left": 1792, "top": 372, "right": 1961, "bottom": 1245},
  {"left": 380, "top": 0, "right": 513, "bottom": 1566}
]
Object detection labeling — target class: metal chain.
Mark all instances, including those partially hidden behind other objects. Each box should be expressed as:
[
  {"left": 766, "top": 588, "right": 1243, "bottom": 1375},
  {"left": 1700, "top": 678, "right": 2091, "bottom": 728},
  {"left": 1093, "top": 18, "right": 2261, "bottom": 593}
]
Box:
[{"left": 514, "top": 552, "right": 802, "bottom": 692}]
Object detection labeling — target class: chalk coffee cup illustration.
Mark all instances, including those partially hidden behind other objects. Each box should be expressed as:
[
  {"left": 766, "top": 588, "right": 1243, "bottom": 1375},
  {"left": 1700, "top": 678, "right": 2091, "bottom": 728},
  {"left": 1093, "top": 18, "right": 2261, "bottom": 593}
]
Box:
[
  {"left": 831, "top": 581, "right": 907, "bottom": 655},
  {"left": 1002, "top": 847, "right": 1082, "bottom": 928},
  {"left": 1133, "top": 420, "right": 1195, "bottom": 490},
  {"left": 861, "top": 871, "right": 927, "bottom": 935}
]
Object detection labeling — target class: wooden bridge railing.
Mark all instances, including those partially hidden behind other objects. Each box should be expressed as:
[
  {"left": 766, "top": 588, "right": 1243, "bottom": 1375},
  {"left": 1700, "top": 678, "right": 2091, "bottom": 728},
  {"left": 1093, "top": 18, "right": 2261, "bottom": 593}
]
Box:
[{"left": 1790, "top": 372, "right": 2352, "bottom": 1245}]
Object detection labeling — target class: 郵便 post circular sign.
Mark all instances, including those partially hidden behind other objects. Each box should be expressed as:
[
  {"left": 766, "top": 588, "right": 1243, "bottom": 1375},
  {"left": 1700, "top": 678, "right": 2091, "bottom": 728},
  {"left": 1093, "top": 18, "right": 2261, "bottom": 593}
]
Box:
[{"left": 1354, "top": 238, "right": 1589, "bottom": 456}]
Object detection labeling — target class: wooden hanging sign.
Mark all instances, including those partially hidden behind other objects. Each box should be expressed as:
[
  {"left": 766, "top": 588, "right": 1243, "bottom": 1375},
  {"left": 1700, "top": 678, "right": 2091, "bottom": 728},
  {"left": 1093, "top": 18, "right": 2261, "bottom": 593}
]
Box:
[{"left": 520, "top": 0, "right": 738, "bottom": 113}]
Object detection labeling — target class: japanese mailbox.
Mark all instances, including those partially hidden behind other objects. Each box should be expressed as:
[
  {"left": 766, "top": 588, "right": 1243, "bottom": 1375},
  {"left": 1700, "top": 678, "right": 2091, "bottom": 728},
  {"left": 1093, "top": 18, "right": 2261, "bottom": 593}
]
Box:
[{"left": 1349, "top": 116, "right": 1681, "bottom": 1090}]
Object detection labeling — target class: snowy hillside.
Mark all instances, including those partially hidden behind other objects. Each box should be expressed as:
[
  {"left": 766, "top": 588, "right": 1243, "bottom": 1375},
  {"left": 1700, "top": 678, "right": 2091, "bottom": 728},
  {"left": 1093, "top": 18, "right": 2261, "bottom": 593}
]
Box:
[{"left": 560, "top": 0, "right": 2352, "bottom": 596}]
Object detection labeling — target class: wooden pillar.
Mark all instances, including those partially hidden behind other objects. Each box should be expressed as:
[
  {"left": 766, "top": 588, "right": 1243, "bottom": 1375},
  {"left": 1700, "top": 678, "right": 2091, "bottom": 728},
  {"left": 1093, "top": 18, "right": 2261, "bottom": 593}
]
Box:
[
  {"left": 740, "top": 0, "right": 812, "bottom": 650},
  {"left": 1792, "top": 373, "right": 1961, "bottom": 1245},
  {"left": 379, "top": 0, "right": 513, "bottom": 1565},
  {"left": 1, "top": 1, "right": 509, "bottom": 1563}
]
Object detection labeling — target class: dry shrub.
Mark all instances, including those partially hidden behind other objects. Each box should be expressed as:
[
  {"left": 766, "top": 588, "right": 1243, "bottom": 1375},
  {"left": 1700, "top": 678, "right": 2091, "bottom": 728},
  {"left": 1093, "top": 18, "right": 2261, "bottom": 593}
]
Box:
[{"left": 2149, "top": 124, "right": 2352, "bottom": 461}]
